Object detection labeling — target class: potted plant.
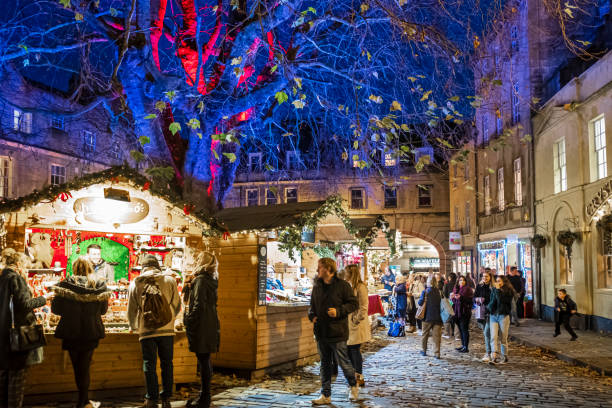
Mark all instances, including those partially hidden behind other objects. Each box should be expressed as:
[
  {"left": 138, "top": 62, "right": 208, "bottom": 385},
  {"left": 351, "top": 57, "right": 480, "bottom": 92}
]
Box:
[
  {"left": 532, "top": 234, "right": 547, "bottom": 249},
  {"left": 557, "top": 230, "right": 579, "bottom": 258},
  {"left": 597, "top": 214, "right": 612, "bottom": 232}
]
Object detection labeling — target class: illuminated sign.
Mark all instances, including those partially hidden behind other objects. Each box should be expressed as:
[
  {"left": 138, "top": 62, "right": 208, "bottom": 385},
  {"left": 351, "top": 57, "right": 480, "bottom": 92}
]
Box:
[
  {"left": 449, "top": 231, "right": 462, "bottom": 250},
  {"left": 73, "top": 197, "right": 149, "bottom": 224}
]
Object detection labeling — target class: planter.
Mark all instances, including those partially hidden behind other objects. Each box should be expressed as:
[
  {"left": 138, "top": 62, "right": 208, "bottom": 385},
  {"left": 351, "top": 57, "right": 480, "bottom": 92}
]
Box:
[
  {"left": 557, "top": 230, "right": 579, "bottom": 258},
  {"left": 532, "top": 234, "right": 547, "bottom": 249}
]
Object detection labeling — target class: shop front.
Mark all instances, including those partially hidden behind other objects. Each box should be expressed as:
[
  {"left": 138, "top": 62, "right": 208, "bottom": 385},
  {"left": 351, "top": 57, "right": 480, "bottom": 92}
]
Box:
[
  {"left": 477, "top": 237, "right": 534, "bottom": 301},
  {"left": 452, "top": 251, "right": 473, "bottom": 277},
  {"left": 0, "top": 167, "right": 208, "bottom": 396}
]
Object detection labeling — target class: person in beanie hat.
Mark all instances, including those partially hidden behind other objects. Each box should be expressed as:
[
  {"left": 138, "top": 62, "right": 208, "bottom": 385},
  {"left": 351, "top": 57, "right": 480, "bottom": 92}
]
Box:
[{"left": 128, "top": 254, "right": 181, "bottom": 408}]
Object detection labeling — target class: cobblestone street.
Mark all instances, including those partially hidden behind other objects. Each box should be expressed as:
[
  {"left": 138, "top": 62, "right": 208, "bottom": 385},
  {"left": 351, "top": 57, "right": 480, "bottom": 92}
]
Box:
[{"left": 29, "top": 326, "right": 612, "bottom": 408}]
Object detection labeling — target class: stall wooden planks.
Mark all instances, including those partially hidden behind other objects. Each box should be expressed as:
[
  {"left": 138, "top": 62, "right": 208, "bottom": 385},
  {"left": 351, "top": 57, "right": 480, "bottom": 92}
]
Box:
[
  {"left": 206, "top": 235, "right": 319, "bottom": 375},
  {"left": 26, "top": 333, "right": 198, "bottom": 395},
  {"left": 255, "top": 305, "right": 316, "bottom": 370},
  {"left": 209, "top": 235, "right": 259, "bottom": 370}
]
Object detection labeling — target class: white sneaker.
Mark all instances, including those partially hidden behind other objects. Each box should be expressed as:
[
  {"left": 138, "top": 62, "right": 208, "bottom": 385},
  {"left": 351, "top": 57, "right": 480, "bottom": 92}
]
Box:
[
  {"left": 312, "top": 394, "right": 332, "bottom": 405},
  {"left": 349, "top": 385, "right": 360, "bottom": 401},
  {"left": 481, "top": 354, "right": 491, "bottom": 362},
  {"left": 498, "top": 355, "right": 508, "bottom": 364},
  {"left": 442, "top": 334, "right": 450, "bottom": 339},
  {"left": 417, "top": 330, "right": 423, "bottom": 336}
]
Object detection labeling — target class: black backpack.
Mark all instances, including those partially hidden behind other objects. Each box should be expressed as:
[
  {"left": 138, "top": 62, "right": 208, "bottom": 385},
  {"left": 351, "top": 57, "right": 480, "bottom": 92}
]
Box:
[{"left": 141, "top": 278, "right": 173, "bottom": 330}]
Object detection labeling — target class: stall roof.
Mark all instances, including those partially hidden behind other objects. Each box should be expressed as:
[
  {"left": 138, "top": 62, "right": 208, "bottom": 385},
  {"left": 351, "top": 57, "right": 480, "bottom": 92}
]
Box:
[{"left": 214, "top": 201, "right": 327, "bottom": 232}]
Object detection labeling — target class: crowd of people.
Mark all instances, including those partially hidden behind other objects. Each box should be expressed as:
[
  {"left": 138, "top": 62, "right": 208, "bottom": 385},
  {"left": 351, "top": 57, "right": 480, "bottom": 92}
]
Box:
[
  {"left": 379, "top": 265, "right": 577, "bottom": 366},
  {"left": 0, "top": 249, "right": 220, "bottom": 408}
]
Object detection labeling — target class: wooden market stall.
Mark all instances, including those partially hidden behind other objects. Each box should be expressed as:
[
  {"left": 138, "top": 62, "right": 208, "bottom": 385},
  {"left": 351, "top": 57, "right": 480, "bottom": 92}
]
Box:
[
  {"left": 0, "top": 167, "right": 210, "bottom": 398},
  {"left": 207, "top": 200, "right": 391, "bottom": 377}
]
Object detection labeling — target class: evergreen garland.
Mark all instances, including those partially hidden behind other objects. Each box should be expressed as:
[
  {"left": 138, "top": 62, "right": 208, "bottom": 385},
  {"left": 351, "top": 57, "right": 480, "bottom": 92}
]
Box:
[{"left": 0, "top": 166, "right": 396, "bottom": 259}]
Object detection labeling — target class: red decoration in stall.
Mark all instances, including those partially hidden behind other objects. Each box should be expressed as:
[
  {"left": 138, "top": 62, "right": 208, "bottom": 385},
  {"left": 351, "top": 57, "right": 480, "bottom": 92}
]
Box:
[
  {"left": 54, "top": 192, "right": 72, "bottom": 202},
  {"left": 183, "top": 204, "right": 195, "bottom": 215},
  {"left": 110, "top": 177, "right": 120, "bottom": 184},
  {"left": 222, "top": 231, "right": 230, "bottom": 240},
  {"left": 142, "top": 181, "right": 151, "bottom": 191}
]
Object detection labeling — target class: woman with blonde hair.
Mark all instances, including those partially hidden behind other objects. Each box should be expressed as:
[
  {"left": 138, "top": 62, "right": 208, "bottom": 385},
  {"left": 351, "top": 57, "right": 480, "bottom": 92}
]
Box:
[
  {"left": 344, "top": 264, "right": 370, "bottom": 387},
  {"left": 184, "top": 251, "right": 220, "bottom": 408},
  {"left": 52, "top": 256, "right": 110, "bottom": 408}
]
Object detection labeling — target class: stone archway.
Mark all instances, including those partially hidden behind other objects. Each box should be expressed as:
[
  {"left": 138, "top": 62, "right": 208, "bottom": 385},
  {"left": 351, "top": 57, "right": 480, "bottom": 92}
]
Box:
[{"left": 393, "top": 213, "right": 452, "bottom": 276}]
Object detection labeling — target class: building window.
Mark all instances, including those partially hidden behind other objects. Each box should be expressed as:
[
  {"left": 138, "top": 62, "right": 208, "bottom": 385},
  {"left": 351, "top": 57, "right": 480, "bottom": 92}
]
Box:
[
  {"left": 452, "top": 164, "right": 458, "bottom": 188},
  {"left": 482, "top": 115, "right": 490, "bottom": 144},
  {"left": 286, "top": 151, "right": 299, "bottom": 170},
  {"left": 384, "top": 187, "right": 397, "bottom": 208},
  {"left": 465, "top": 202, "right": 471, "bottom": 234},
  {"left": 384, "top": 152, "right": 397, "bottom": 167},
  {"left": 417, "top": 184, "right": 433, "bottom": 207},
  {"left": 0, "top": 157, "right": 11, "bottom": 198},
  {"left": 50, "top": 164, "right": 66, "bottom": 186},
  {"left": 350, "top": 188, "right": 366, "bottom": 209},
  {"left": 512, "top": 82, "right": 520, "bottom": 124},
  {"left": 51, "top": 115, "right": 65, "bottom": 130},
  {"left": 510, "top": 25, "right": 518, "bottom": 52},
  {"left": 514, "top": 158, "right": 522, "bottom": 206},
  {"left": 484, "top": 176, "right": 491, "bottom": 215},
  {"left": 285, "top": 187, "right": 298, "bottom": 203},
  {"left": 602, "top": 231, "right": 612, "bottom": 288},
  {"left": 559, "top": 245, "right": 573, "bottom": 284},
  {"left": 83, "top": 131, "right": 96, "bottom": 153},
  {"left": 265, "top": 189, "right": 277, "bottom": 205},
  {"left": 496, "top": 109, "right": 503, "bottom": 136},
  {"left": 13, "top": 109, "right": 32, "bottom": 134},
  {"left": 554, "top": 139, "right": 567, "bottom": 193},
  {"left": 454, "top": 206, "right": 459, "bottom": 230},
  {"left": 593, "top": 116, "right": 607, "bottom": 180},
  {"left": 248, "top": 153, "right": 262, "bottom": 172},
  {"left": 498, "top": 168, "right": 505, "bottom": 211},
  {"left": 464, "top": 162, "right": 470, "bottom": 181},
  {"left": 246, "top": 188, "right": 259, "bottom": 206},
  {"left": 111, "top": 139, "right": 121, "bottom": 160}
]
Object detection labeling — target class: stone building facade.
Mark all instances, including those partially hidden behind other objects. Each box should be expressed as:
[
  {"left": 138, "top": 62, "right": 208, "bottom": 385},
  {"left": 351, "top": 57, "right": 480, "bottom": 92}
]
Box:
[
  {"left": 470, "top": 0, "right": 609, "bottom": 312},
  {"left": 224, "top": 163, "right": 453, "bottom": 274},
  {"left": 0, "top": 66, "right": 135, "bottom": 199},
  {"left": 533, "top": 50, "right": 612, "bottom": 332},
  {"left": 448, "top": 141, "right": 478, "bottom": 279}
]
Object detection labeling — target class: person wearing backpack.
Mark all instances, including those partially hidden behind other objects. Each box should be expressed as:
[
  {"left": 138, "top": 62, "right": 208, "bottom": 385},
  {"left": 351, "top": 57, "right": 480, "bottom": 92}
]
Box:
[
  {"left": 128, "top": 255, "right": 181, "bottom": 408},
  {"left": 51, "top": 257, "right": 110, "bottom": 408},
  {"left": 183, "top": 251, "right": 220, "bottom": 408},
  {"left": 418, "top": 276, "right": 442, "bottom": 359}
]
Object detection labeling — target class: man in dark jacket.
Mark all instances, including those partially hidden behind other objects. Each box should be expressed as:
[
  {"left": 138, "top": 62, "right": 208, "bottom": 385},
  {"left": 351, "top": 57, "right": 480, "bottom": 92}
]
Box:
[
  {"left": 508, "top": 266, "right": 524, "bottom": 326},
  {"left": 554, "top": 289, "right": 578, "bottom": 341},
  {"left": 308, "top": 258, "right": 359, "bottom": 405},
  {"left": 380, "top": 268, "right": 395, "bottom": 303}
]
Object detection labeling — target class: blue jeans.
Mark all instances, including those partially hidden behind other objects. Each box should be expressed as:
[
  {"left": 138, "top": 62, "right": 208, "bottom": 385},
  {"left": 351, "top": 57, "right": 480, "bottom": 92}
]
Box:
[
  {"left": 140, "top": 336, "right": 174, "bottom": 401},
  {"left": 317, "top": 340, "right": 356, "bottom": 397},
  {"left": 478, "top": 319, "right": 492, "bottom": 354},
  {"left": 490, "top": 314, "right": 510, "bottom": 357}
]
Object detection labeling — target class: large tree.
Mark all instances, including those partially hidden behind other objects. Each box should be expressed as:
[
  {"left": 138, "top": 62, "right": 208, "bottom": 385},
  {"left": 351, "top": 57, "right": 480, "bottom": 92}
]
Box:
[{"left": 0, "top": 0, "right": 599, "bottom": 207}]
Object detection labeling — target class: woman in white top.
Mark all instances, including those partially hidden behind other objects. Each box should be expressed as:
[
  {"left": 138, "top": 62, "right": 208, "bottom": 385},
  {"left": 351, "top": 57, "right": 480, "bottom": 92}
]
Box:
[
  {"left": 411, "top": 275, "right": 426, "bottom": 334},
  {"left": 345, "top": 264, "right": 371, "bottom": 387}
]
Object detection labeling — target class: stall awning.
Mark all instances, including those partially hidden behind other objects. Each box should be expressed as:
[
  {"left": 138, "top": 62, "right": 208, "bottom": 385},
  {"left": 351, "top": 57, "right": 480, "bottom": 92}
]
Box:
[
  {"left": 316, "top": 217, "right": 381, "bottom": 242},
  {"left": 214, "top": 201, "right": 327, "bottom": 232}
]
